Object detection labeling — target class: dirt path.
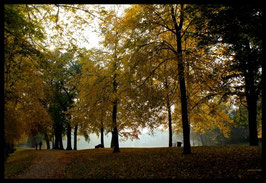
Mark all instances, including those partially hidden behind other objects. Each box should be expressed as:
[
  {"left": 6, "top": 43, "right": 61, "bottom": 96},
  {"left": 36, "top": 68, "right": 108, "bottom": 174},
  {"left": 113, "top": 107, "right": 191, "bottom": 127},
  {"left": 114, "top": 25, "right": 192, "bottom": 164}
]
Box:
[{"left": 15, "top": 150, "right": 70, "bottom": 179}]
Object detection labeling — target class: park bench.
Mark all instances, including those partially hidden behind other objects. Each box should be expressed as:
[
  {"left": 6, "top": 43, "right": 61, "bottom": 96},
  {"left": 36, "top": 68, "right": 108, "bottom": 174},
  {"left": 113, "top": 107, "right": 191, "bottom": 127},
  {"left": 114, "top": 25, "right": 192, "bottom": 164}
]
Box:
[
  {"left": 95, "top": 144, "right": 104, "bottom": 148},
  {"left": 176, "top": 142, "right": 182, "bottom": 147}
]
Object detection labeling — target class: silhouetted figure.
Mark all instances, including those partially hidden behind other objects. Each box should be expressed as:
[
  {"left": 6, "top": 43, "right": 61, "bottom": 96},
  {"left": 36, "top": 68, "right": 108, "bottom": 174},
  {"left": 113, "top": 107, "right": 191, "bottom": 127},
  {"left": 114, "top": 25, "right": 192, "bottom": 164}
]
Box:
[
  {"left": 35, "top": 143, "right": 38, "bottom": 150},
  {"left": 39, "top": 141, "right": 42, "bottom": 150},
  {"left": 95, "top": 144, "right": 104, "bottom": 148}
]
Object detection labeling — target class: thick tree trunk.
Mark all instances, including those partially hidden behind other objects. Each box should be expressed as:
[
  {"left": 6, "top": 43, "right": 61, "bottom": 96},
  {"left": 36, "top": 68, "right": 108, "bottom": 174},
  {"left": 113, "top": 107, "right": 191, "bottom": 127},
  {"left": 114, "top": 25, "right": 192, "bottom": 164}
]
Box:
[
  {"left": 58, "top": 126, "right": 64, "bottom": 150},
  {"left": 74, "top": 124, "right": 77, "bottom": 150},
  {"left": 112, "top": 99, "right": 120, "bottom": 153},
  {"left": 46, "top": 140, "right": 50, "bottom": 150},
  {"left": 59, "top": 134, "right": 64, "bottom": 150},
  {"left": 44, "top": 133, "right": 50, "bottom": 150},
  {"left": 54, "top": 131, "right": 59, "bottom": 149},
  {"left": 246, "top": 95, "right": 259, "bottom": 146},
  {"left": 66, "top": 122, "right": 72, "bottom": 150},
  {"left": 244, "top": 41, "right": 259, "bottom": 146},
  {"left": 245, "top": 68, "right": 259, "bottom": 146},
  {"left": 111, "top": 131, "right": 114, "bottom": 148},
  {"left": 171, "top": 5, "right": 191, "bottom": 154},
  {"left": 177, "top": 39, "right": 191, "bottom": 154},
  {"left": 112, "top": 70, "right": 120, "bottom": 153}
]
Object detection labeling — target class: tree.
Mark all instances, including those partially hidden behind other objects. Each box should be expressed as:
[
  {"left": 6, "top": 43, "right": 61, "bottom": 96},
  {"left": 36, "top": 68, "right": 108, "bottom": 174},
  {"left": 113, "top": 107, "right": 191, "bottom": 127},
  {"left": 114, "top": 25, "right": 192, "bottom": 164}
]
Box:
[
  {"left": 262, "top": 34, "right": 265, "bottom": 177},
  {"left": 120, "top": 4, "right": 190, "bottom": 153},
  {"left": 121, "top": 4, "right": 237, "bottom": 152},
  {"left": 75, "top": 47, "right": 123, "bottom": 152},
  {"left": 74, "top": 6, "right": 164, "bottom": 152},
  {"left": 196, "top": 5, "right": 262, "bottom": 146},
  {"left": 122, "top": 4, "right": 204, "bottom": 154},
  {"left": 99, "top": 6, "right": 172, "bottom": 151},
  {"left": 4, "top": 4, "right": 52, "bottom": 160},
  {"left": 42, "top": 48, "right": 80, "bottom": 150},
  {"left": 158, "top": 61, "right": 178, "bottom": 147}
]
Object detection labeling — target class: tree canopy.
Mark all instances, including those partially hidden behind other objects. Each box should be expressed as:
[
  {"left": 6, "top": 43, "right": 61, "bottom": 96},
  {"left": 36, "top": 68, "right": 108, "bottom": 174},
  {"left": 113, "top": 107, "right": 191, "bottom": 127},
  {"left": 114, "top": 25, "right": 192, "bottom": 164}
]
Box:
[{"left": 4, "top": 4, "right": 263, "bottom": 157}]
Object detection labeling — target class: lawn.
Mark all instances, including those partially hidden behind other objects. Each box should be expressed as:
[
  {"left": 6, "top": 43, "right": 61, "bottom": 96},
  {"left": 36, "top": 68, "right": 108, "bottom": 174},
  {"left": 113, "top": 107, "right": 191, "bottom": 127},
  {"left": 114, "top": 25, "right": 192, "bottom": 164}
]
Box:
[
  {"left": 4, "top": 146, "right": 262, "bottom": 179},
  {"left": 64, "top": 146, "right": 262, "bottom": 179},
  {"left": 4, "top": 148, "right": 37, "bottom": 178}
]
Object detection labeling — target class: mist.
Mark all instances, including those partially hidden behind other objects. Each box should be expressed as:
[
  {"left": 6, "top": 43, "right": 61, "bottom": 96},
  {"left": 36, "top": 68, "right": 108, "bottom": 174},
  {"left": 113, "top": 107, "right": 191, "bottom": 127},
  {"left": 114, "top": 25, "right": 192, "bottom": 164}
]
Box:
[{"left": 59, "top": 129, "right": 201, "bottom": 150}]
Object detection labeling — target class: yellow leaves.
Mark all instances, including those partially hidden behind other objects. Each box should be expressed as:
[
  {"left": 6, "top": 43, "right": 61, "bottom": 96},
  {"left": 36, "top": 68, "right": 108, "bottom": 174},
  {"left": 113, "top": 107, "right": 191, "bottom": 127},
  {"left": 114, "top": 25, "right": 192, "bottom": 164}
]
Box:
[
  {"left": 257, "top": 124, "right": 262, "bottom": 139},
  {"left": 172, "top": 90, "right": 233, "bottom": 137},
  {"left": 5, "top": 101, "right": 24, "bottom": 144},
  {"left": 5, "top": 32, "right": 51, "bottom": 145}
]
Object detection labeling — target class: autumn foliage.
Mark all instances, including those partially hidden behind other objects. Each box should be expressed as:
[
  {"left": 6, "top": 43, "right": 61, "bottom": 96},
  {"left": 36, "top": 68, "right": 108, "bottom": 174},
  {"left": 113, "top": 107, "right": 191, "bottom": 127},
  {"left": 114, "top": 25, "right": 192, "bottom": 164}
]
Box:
[{"left": 4, "top": 4, "right": 262, "bottom": 162}]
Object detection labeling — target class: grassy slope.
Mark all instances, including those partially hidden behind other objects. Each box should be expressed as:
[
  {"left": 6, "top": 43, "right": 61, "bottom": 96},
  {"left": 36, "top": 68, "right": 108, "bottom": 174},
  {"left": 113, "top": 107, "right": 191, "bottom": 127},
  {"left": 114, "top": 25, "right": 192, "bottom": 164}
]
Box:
[
  {"left": 64, "top": 146, "right": 262, "bottom": 179},
  {"left": 4, "top": 146, "right": 262, "bottom": 179},
  {"left": 4, "top": 148, "right": 37, "bottom": 178}
]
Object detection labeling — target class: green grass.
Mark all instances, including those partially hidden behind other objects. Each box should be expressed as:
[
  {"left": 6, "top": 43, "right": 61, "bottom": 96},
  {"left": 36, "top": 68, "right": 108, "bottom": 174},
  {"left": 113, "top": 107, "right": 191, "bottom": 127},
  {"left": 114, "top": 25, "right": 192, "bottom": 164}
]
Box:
[
  {"left": 64, "top": 146, "right": 262, "bottom": 179},
  {"left": 4, "top": 148, "right": 37, "bottom": 178}
]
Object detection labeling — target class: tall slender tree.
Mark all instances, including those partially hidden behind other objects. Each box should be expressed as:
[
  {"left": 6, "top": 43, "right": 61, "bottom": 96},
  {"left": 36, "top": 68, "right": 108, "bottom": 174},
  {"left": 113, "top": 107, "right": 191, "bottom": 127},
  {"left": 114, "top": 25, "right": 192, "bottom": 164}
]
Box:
[{"left": 122, "top": 4, "right": 195, "bottom": 154}]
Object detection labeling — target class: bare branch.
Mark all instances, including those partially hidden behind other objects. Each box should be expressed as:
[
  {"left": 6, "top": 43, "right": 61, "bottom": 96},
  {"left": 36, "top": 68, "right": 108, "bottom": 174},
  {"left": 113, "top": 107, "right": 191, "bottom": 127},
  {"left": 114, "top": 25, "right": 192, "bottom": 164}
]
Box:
[
  {"left": 56, "top": 4, "right": 98, "bottom": 18},
  {"left": 136, "top": 58, "right": 171, "bottom": 89}
]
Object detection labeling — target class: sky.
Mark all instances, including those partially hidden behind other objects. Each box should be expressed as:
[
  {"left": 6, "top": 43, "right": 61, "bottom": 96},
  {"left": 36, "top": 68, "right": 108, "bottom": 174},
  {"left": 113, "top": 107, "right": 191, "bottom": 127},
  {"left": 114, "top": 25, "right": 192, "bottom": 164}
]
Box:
[
  {"left": 79, "top": 5, "right": 131, "bottom": 50},
  {"left": 47, "top": 5, "right": 131, "bottom": 51}
]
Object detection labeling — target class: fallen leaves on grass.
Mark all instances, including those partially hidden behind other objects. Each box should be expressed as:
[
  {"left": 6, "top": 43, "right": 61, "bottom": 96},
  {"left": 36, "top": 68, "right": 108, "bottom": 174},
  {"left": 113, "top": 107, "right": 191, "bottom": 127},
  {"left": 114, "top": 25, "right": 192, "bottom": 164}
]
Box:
[
  {"left": 4, "top": 146, "right": 262, "bottom": 179},
  {"left": 64, "top": 146, "right": 262, "bottom": 179},
  {"left": 4, "top": 149, "right": 37, "bottom": 178}
]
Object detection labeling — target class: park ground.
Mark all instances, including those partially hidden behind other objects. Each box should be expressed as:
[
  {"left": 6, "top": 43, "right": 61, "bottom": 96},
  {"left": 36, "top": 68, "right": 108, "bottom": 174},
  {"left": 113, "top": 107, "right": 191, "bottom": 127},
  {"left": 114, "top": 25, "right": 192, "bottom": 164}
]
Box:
[{"left": 4, "top": 146, "right": 262, "bottom": 179}]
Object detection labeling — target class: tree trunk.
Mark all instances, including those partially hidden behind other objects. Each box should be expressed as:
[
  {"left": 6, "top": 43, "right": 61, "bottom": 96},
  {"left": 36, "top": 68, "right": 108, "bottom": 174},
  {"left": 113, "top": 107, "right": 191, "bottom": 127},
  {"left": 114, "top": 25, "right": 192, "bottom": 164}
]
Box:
[
  {"left": 44, "top": 133, "right": 50, "bottom": 150},
  {"left": 59, "top": 134, "right": 64, "bottom": 150},
  {"left": 54, "top": 131, "right": 59, "bottom": 149},
  {"left": 52, "top": 136, "right": 55, "bottom": 149},
  {"left": 66, "top": 122, "right": 72, "bottom": 150},
  {"left": 74, "top": 124, "right": 77, "bottom": 150},
  {"left": 164, "top": 78, "right": 173, "bottom": 147},
  {"left": 244, "top": 65, "right": 259, "bottom": 146},
  {"left": 46, "top": 140, "right": 50, "bottom": 150},
  {"left": 112, "top": 99, "right": 120, "bottom": 153},
  {"left": 112, "top": 69, "right": 120, "bottom": 153},
  {"left": 200, "top": 134, "right": 205, "bottom": 146},
  {"left": 246, "top": 95, "right": 259, "bottom": 146},
  {"left": 101, "top": 127, "right": 104, "bottom": 148},
  {"left": 167, "top": 94, "right": 172, "bottom": 147},
  {"left": 171, "top": 5, "right": 191, "bottom": 154},
  {"left": 243, "top": 40, "right": 259, "bottom": 146},
  {"left": 191, "top": 131, "right": 195, "bottom": 146},
  {"left": 58, "top": 126, "right": 64, "bottom": 150},
  {"left": 177, "top": 37, "right": 191, "bottom": 154},
  {"left": 100, "top": 114, "right": 104, "bottom": 147},
  {"left": 261, "top": 54, "right": 265, "bottom": 177},
  {"left": 111, "top": 131, "right": 114, "bottom": 148}
]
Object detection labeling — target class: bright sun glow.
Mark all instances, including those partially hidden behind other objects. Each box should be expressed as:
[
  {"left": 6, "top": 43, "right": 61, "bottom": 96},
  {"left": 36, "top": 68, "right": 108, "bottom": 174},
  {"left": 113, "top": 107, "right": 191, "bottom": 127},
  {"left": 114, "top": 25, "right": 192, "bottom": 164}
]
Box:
[{"left": 48, "top": 44, "right": 56, "bottom": 51}]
